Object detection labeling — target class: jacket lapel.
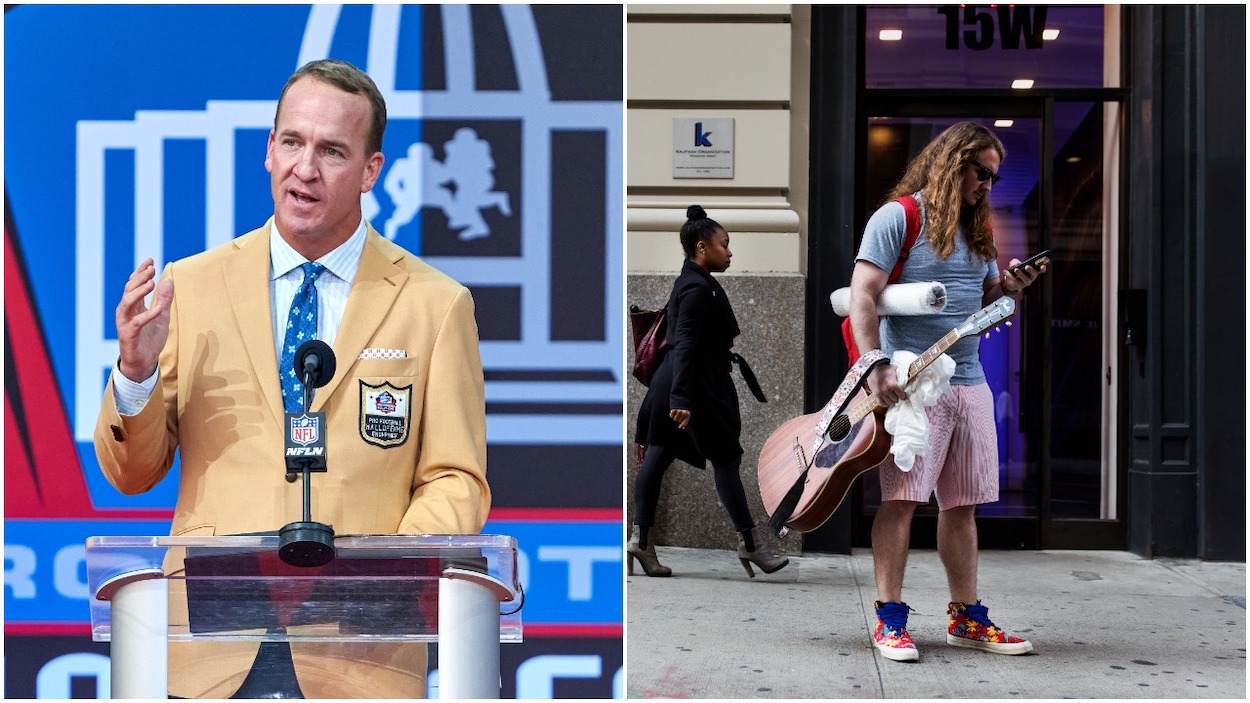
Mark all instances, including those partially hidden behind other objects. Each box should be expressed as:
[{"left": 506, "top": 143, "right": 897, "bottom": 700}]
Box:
[
  {"left": 221, "top": 225, "right": 285, "bottom": 426},
  {"left": 311, "top": 229, "right": 408, "bottom": 410}
]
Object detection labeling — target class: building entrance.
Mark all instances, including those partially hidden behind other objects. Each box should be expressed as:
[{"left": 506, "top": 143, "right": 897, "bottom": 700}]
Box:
[{"left": 804, "top": 6, "right": 1127, "bottom": 551}]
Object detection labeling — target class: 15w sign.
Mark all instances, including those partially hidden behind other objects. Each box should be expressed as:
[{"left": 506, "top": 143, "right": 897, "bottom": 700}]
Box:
[{"left": 938, "top": 5, "right": 1049, "bottom": 51}]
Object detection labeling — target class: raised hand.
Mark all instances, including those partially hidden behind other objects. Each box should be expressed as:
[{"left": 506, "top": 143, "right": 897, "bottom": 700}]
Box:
[
  {"left": 1004, "top": 257, "right": 1048, "bottom": 291},
  {"left": 115, "top": 258, "right": 174, "bottom": 383}
]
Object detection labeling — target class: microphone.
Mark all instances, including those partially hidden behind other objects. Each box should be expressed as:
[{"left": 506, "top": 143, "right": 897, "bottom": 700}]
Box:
[
  {"left": 280, "top": 339, "right": 338, "bottom": 567},
  {"left": 295, "top": 339, "right": 336, "bottom": 395}
]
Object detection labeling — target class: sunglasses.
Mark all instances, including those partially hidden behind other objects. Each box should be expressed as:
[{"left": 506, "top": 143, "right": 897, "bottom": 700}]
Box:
[{"left": 969, "top": 159, "right": 1001, "bottom": 185}]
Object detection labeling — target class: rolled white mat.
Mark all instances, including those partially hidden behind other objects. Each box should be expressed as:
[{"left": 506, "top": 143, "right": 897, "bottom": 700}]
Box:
[{"left": 830, "top": 281, "right": 947, "bottom": 317}]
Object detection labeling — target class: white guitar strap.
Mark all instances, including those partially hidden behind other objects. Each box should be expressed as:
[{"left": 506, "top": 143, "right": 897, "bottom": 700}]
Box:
[{"left": 813, "top": 349, "right": 888, "bottom": 447}]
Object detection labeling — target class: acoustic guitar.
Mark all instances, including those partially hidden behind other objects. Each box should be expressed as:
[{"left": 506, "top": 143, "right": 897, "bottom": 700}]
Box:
[{"left": 758, "top": 297, "right": 1016, "bottom": 535}]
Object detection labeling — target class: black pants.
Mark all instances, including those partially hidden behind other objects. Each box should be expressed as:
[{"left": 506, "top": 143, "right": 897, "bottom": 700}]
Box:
[{"left": 633, "top": 444, "right": 754, "bottom": 531}]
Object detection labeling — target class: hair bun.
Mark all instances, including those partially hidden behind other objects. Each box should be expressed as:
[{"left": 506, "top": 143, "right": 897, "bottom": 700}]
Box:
[{"left": 686, "top": 205, "right": 707, "bottom": 221}]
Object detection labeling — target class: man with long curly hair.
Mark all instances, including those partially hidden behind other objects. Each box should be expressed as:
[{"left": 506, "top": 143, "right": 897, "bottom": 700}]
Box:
[{"left": 848, "top": 121, "right": 1046, "bottom": 662}]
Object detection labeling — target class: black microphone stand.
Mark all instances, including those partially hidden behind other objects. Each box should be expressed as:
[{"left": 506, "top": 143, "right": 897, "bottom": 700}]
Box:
[{"left": 278, "top": 343, "right": 337, "bottom": 567}]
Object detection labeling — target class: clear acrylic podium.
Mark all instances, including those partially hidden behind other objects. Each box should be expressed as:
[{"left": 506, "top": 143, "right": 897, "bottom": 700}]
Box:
[{"left": 86, "top": 534, "right": 521, "bottom": 699}]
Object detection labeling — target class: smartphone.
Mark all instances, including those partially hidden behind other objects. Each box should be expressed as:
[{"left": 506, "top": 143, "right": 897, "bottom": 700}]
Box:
[{"left": 1009, "top": 249, "right": 1051, "bottom": 277}]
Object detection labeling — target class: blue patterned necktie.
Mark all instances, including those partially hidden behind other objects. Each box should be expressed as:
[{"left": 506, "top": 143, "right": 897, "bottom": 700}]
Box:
[{"left": 280, "top": 262, "right": 326, "bottom": 413}]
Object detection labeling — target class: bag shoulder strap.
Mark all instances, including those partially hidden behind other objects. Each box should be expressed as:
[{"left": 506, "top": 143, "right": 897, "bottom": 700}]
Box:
[{"left": 887, "top": 195, "right": 921, "bottom": 284}]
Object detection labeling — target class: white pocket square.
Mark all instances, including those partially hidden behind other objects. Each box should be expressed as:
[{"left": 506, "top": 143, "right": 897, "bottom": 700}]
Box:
[{"left": 359, "top": 348, "right": 407, "bottom": 359}]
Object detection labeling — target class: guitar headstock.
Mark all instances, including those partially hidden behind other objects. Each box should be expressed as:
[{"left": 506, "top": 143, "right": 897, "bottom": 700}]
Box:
[{"left": 956, "top": 296, "right": 1016, "bottom": 339}]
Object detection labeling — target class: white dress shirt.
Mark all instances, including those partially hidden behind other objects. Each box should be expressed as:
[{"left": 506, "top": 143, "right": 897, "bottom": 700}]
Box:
[{"left": 112, "top": 218, "right": 367, "bottom": 415}]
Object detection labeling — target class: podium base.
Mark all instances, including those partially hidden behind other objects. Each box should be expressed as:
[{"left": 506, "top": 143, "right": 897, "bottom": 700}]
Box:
[{"left": 278, "top": 522, "right": 336, "bottom": 567}]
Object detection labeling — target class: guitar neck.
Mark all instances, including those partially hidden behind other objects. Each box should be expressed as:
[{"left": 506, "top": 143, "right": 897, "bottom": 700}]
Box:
[
  {"left": 907, "top": 328, "right": 961, "bottom": 380},
  {"left": 846, "top": 328, "right": 961, "bottom": 422}
]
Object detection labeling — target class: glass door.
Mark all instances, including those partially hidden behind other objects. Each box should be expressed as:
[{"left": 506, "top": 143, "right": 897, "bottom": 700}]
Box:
[
  {"left": 849, "top": 103, "right": 1124, "bottom": 549},
  {"left": 1040, "top": 99, "right": 1125, "bottom": 547},
  {"left": 853, "top": 110, "right": 1044, "bottom": 548}
]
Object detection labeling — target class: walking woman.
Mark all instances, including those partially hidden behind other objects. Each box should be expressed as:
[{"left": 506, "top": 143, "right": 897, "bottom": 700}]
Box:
[{"left": 629, "top": 205, "right": 788, "bottom": 578}]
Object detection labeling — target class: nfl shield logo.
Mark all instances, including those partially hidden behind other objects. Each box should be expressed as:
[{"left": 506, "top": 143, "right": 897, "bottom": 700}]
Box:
[{"left": 290, "top": 414, "right": 319, "bottom": 447}]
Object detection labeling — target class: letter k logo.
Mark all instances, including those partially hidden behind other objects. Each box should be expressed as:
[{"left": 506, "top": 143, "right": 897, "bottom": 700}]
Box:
[{"left": 694, "top": 122, "right": 713, "bottom": 148}]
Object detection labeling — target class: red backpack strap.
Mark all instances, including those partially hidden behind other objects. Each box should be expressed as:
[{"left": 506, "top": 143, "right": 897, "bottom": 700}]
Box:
[
  {"left": 845, "top": 195, "right": 920, "bottom": 369},
  {"left": 887, "top": 195, "right": 921, "bottom": 284}
]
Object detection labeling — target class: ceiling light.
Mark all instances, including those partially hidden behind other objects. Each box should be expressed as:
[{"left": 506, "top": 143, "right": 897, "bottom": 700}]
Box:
[
  {"left": 1043, "top": 29, "right": 1060, "bottom": 40},
  {"left": 994, "top": 120, "right": 1014, "bottom": 128},
  {"left": 1066, "top": 156, "right": 1082, "bottom": 163},
  {"left": 879, "top": 29, "right": 903, "bottom": 41},
  {"left": 1011, "top": 79, "right": 1035, "bottom": 89},
  {"left": 868, "top": 126, "right": 893, "bottom": 147}
]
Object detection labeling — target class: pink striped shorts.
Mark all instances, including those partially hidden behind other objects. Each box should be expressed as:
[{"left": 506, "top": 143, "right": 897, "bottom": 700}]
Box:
[{"left": 878, "top": 383, "right": 999, "bottom": 510}]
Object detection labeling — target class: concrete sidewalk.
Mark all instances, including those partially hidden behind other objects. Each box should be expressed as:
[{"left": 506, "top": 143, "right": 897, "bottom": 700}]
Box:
[{"left": 626, "top": 547, "right": 1245, "bottom": 699}]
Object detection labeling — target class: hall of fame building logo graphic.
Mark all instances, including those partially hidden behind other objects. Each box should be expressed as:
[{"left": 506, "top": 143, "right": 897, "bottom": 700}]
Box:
[{"left": 71, "top": 4, "right": 623, "bottom": 450}]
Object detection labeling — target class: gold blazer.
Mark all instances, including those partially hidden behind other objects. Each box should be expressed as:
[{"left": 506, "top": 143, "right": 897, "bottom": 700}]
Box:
[{"left": 95, "top": 223, "right": 490, "bottom": 698}]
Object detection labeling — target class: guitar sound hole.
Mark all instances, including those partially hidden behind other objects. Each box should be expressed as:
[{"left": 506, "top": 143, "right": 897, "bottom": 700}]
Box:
[{"left": 826, "top": 415, "right": 851, "bottom": 442}]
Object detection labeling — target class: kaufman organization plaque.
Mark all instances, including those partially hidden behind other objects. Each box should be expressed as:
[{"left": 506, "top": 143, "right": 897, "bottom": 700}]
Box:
[{"left": 672, "top": 117, "right": 734, "bottom": 179}]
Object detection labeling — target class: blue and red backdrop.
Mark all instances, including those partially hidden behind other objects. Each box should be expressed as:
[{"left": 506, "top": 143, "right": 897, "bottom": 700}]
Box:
[{"left": 4, "top": 4, "right": 624, "bottom": 698}]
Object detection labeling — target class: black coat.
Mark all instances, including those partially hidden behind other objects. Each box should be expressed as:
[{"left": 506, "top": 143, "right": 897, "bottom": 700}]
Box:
[{"left": 635, "top": 259, "right": 743, "bottom": 466}]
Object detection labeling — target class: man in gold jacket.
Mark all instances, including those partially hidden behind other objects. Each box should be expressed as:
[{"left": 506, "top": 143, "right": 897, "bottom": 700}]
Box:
[{"left": 94, "top": 58, "right": 490, "bottom": 698}]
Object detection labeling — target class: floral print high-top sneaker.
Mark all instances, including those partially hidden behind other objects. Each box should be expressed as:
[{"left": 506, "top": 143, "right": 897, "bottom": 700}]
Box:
[
  {"left": 872, "top": 600, "right": 919, "bottom": 662},
  {"left": 946, "top": 600, "right": 1033, "bottom": 655}
]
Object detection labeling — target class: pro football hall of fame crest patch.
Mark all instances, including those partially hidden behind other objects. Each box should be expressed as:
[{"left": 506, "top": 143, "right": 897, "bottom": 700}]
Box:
[{"left": 359, "top": 381, "right": 412, "bottom": 448}]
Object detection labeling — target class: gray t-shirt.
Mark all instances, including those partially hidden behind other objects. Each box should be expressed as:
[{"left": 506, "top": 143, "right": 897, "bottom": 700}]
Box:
[{"left": 855, "top": 194, "right": 1000, "bottom": 385}]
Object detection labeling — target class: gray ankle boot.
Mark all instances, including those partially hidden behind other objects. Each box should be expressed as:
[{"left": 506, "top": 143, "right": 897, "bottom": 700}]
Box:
[
  {"left": 627, "top": 525, "right": 672, "bottom": 577},
  {"left": 736, "top": 529, "right": 788, "bottom": 578}
]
